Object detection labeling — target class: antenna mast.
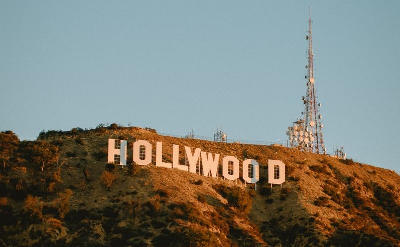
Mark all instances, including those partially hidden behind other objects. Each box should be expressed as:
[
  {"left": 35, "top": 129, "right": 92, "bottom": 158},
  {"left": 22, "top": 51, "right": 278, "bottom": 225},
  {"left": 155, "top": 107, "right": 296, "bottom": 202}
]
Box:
[{"left": 287, "top": 12, "right": 326, "bottom": 154}]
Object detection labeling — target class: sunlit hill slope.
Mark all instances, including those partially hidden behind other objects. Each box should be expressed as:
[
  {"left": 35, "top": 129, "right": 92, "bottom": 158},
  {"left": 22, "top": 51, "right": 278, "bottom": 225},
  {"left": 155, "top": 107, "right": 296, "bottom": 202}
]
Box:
[{"left": 0, "top": 125, "right": 400, "bottom": 246}]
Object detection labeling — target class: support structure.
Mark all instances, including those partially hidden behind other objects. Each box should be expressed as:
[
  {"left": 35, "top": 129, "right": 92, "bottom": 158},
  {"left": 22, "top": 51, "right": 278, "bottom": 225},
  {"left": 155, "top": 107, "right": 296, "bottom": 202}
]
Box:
[
  {"left": 214, "top": 128, "right": 227, "bottom": 143},
  {"left": 287, "top": 14, "right": 326, "bottom": 154}
]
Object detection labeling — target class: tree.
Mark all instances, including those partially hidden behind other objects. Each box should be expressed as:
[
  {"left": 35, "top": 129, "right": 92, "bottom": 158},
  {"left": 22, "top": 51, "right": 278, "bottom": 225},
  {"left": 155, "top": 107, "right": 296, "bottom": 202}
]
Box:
[
  {"left": 21, "top": 141, "right": 59, "bottom": 172},
  {"left": 0, "top": 131, "right": 19, "bottom": 169}
]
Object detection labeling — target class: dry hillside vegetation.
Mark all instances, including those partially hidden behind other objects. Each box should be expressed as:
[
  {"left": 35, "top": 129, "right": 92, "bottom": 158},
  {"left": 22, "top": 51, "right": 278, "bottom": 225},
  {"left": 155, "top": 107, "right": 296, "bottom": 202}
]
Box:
[{"left": 0, "top": 125, "right": 399, "bottom": 246}]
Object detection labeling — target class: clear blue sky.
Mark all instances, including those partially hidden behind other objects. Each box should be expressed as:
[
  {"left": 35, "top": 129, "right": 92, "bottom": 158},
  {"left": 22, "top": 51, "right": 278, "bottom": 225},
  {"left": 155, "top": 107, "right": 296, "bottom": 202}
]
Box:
[{"left": 1, "top": 1, "right": 399, "bottom": 172}]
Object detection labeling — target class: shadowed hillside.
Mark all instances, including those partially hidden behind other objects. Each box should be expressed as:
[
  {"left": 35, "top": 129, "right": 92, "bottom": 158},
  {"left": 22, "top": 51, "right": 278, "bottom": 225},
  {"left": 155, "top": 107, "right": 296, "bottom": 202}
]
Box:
[{"left": 0, "top": 125, "right": 400, "bottom": 246}]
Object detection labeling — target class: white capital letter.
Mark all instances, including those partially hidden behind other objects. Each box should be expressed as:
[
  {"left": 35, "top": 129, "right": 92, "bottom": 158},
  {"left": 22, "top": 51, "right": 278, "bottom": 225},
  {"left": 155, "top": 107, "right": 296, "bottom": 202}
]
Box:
[
  {"left": 133, "top": 140, "right": 152, "bottom": 166},
  {"left": 243, "top": 159, "right": 259, "bottom": 183},
  {"left": 172, "top": 145, "right": 188, "bottom": 171},
  {"left": 222, "top": 156, "right": 239, "bottom": 180},
  {"left": 108, "top": 139, "right": 127, "bottom": 166},
  {"left": 185, "top": 146, "right": 201, "bottom": 174},
  {"left": 156, "top": 142, "right": 172, "bottom": 168},
  {"left": 268, "top": 160, "right": 286, "bottom": 185},
  {"left": 201, "top": 152, "right": 219, "bottom": 177}
]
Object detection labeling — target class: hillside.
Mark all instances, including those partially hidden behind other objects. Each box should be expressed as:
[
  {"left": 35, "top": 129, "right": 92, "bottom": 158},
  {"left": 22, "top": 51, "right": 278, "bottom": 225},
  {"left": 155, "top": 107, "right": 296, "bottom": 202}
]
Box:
[{"left": 1, "top": 125, "right": 400, "bottom": 246}]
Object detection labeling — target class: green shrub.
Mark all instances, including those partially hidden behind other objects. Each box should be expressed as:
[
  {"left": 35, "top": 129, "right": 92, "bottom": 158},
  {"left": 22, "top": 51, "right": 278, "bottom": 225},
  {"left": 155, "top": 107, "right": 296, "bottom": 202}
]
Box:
[
  {"left": 280, "top": 188, "right": 290, "bottom": 201},
  {"left": 152, "top": 226, "right": 215, "bottom": 247},
  {"left": 192, "top": 179, "right": 203, "bottom": 185},
  {"left": 24, "top": 195, "right": 43, "bottom": 220},
  {"left": 332, "top": 167, "right": 352, "bottom": 184},
  {"left": 309, "top": 165, "right": 330, "bottom": 175},
  {"left": 66, "top": 151, "right": 77, "bottom": 157},
  {"left": 101, "top": 171, "right": 116, "bottom": 190},
  {"left": 144, "top": 195, "right": 161, "bottom": 216},
  {"left": 328, "top": 229, "right": 393, "bottom": 247},
  {"left": 266, "top": 198, "right": 274, "bottom": 204},
  {"left": 91, "top": 150, "right": 107, "bottom": 161},
  {"left": 371, "top": 183, "right": 400, "bottom": 217},
  {"left": 323, "top": 184, "right": 341, "bottom": 204},
  {"left": 213, "top": 184, "right": 252, "bottom": 214},
  {"left": 314, "top": 196, "right": 329, "bottom": 207},
  {"left": 197, "top": 194, "right": 206, "bottom": 203},
  {"left": 75, "top": 137, "right": 84, "bottom": 145},
  {"left": 345, "top": 186, "right": 364, "bottom": 208},
  {"left": 341, "top": 159, "right": 355, "bottom": 165},
  {"left": 54, "top": 189, "right": 73, "bottom": 218},
  {"left": 156, "top": 189, "right": 169, "bottom": 198}
]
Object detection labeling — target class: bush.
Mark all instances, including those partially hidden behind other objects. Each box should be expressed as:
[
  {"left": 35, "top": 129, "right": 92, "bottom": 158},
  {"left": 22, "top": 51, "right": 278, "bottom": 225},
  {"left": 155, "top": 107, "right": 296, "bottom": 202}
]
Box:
[
  {"left": 48, "top": 182, "right": 56, "bottom": 193},
  {"left": 45, "top": 217, "right": 64, "bottom": 235},
  {"left": 346, "top": 186, "right": 364, "bottom": 208},
  {"left": 19, "top": 141, "right": 59, "bottom": 172},
  {"left": 314, "top": 196, "right": 329, "bottom": 207},
  {"left": 75, "top": 137, "right": 84, "bottom": 145},
  {"left": 105, "top": 163, "right": 116, "bottom": 171},
  {"left": 0, "top": 197, "right": 8, "bottom": 206},
  {"left": 288, "top": 176, "right": 300, "bottom": 182},
  {"left": 332, "top": 167, "right": 352, "bottom": 184},
  {"left": 66, "top": 151, "right": 77, "bottom": 157},
  {"left": 152, "top": 226, "right": 214, "bottom": 247},
  {"left": 323, "top": 184, "right": 341, "bottom": 204},
  {"left": 309, "top": 165, "right": 330, "bottom": 175},
  {"left": 54, "top": 189, "right": 73, "bottom": 218},
  {"left": 101, "top": 171, "right": 116, "bottom": 190},
  {"left": 144, "top": 195, "right": 161, "bottom": 216},
  {"left": 156, "top": 189, "right": 169, "bottom": 198},
  {"left": 371, "top": 183, "right": 400, "bottom": 217},
  {"left": 213, "top": 184, "right": 252, "bottom": 214},
  {"left": 24, "top": 195, "right": 43, "bottom": 219},
  {"left": 328, "top": 229, "right": 393, "bottom": 247},
  {"left": 192, "top": 179, "right": 203, "bottom": 185},
  {"left": 144, "top": 127, "right": 157, "bottom": 133},
  {"left": 280, "top": 188, "right": 290, "bottom": 201},
  {"left": 197, "top": 194, "right": 206, "bottom": 203},
  {"left": 259, "top": 185, "right": 272, "bottom": 196},
  {"left": 92, "top": 150, "right": 107, "bottom": 161},
  {"left": 169, "top": 202, "right": 203, "bottom": 224},
  {"left": 341, "top": 159, "right": 355, "bottom": 165},
  {"left": 128, "top": 164, "right": 137, "bottom": 176},
  {"left": 0, "top": 131, "right": 19, "bottom": 170},
  {"left": 108, "top": 123, "right": 120, "bottom": 129}
]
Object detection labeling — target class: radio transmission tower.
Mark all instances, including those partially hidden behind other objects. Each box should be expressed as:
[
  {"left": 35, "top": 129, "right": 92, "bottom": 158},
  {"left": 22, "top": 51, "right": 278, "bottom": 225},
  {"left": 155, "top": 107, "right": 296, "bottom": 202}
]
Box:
[{"left": 287, "top": 14, "right": 326, "bottom": 154}]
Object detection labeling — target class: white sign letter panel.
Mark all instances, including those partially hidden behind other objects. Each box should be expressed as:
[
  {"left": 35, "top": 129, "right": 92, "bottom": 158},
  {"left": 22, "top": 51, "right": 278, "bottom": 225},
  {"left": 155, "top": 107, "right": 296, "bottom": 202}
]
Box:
[
  {"left": 222, "top": 156, "right": 239, "bottom": 181},
  {"left": 268, "top": 160, "right": 286, "bottom": 185},
  {"left": 107, "top": 139, "right": 127, "bottom": 166},
  {"left": 156, "top": 142, "right": 172, "bottom": 168},
  {"left": 242, "top": 159, "right": 259, "bottom": 183},
  {"left": 133, "top": 140, "right": 152, "bottom": 166},
  {"left": 185, "top": 146, "right": 201, "bottom": 174},
  {"left": 201, "top": 152, "right": 219, "bottom": 177},
  {"left": 172, "top": 145, "right": 188, "bottom": 171}
]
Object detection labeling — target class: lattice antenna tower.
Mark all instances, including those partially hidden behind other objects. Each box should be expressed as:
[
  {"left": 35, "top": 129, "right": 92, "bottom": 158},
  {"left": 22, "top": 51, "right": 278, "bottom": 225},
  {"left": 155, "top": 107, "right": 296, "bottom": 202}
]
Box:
[
  {"left": 214, "top": 128, "right": 227, "bottom": 143},
  {"left": 185, "top": 129, "right": 195, "bottom": 139},
  {"left": 287, "top": 12, "right": 326, "bottom": 154}
]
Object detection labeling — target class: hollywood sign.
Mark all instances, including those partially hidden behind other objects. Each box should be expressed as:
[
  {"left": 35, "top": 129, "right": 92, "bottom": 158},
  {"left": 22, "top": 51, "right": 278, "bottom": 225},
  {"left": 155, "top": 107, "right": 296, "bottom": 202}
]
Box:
[{"left": 108, "top": 139, "right": 285, "bottom": 185}]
